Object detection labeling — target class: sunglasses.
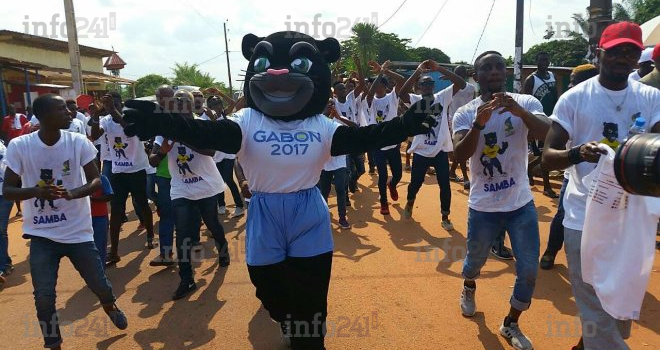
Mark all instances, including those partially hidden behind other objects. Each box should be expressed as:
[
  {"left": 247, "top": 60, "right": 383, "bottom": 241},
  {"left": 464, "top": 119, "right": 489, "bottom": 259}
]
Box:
[{"left": 419, "top": 81, "right": 435, "bottom": 87}]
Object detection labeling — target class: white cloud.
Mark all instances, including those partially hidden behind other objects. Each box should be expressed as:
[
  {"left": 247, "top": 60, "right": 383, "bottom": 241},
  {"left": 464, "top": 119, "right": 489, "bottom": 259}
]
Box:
[{"left": 4, "top": 0, "right": 624, "bottom": 92}]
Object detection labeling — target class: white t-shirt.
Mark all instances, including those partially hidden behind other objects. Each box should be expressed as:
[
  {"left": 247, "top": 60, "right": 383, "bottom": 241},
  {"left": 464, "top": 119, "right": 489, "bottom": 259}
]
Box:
[
  {"left": 549, "top": 77, "right": 660, "bottom": 231},
  {"left": 0, "top": 141, "right": 6, "bottom": 195},
  {"left": 231, "top": 108, "right": 338, "bottom": 193},
  {"left": 155, "top": 135, "right": 225, "bottom": 200},
  {"left": 199, "top": 112, "right": 236, "bottom": 162},
  {"left": 367, "top": 89, "right": 400, "bottom": 150},
  {"left": 334, "top": 91, "right": 359, "bottom": 125},
  {"left": 629, "top": 71, "right": 641, "bottom": 81},
  {"left": 453, "top": 93, "right": 545, "bottom": 212},
  {"left": 448, "top": 83, "right": 477, "bottom": 123},
  {"left": 100, "top": 115, "right": 149, "bottom": 173},
  {"left": 408, "top": 86, "right": 455, "bottom": 157},
  {"left": 356, "top": 94, "right": 368, "bottom": 127},
  {"left": 5, "top": 131, "right": 97, "bottom": 243},
  {"left": 67, "top": 118, "right": 86, "bottom": 136}
]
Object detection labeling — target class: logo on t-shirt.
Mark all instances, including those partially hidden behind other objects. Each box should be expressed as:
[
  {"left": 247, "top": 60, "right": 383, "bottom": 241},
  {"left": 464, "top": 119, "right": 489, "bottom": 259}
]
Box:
[
  {"left": 176, "top": 146, "right": 196, "bottom": 175},
  {"left": 62, "top": 160, "right": 71, "bottom": 177},
  {"left": 504, "top": 117, "right": 515, "bottom": 137},
  {"left": 34, "top": 169, "right": 61, "bottom": 213},
  {"left": 253, "top": 130, "right": 322, "bottom": 156},
  {"left": 113, "top": 137, "right": 128, "bottom": 159},
  {"left": 600, "top": 122, "right": 620, "bottom": 150}
]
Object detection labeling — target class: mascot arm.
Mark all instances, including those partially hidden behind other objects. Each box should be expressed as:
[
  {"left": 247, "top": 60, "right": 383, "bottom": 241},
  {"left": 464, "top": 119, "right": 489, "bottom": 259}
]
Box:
[
  {"left": 330, "top": 98, "right": 435, "bottom": 156},
  {"left": 123, "top": 100, "right": 242, "bottom": 154},
  {"left": 330, "top": 119, "right": 407, "bottom": 155}
]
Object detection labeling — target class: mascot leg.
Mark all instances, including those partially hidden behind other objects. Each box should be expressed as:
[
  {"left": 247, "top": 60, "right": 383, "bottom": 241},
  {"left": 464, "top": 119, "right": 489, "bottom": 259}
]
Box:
[{"left": 246, "top": 188, "right": 333, "bottom": 350}]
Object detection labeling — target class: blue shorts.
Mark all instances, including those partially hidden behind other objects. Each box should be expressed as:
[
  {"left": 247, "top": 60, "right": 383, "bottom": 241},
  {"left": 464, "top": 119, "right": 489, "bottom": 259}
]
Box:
[{"left": 246, "top": 187, "right": 333, "bottom": 266}]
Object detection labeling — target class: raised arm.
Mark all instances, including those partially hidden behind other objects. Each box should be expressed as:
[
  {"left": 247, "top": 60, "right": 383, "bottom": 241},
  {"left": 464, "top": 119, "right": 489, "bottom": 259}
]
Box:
[
  {"left": 330, "top": 98, "right": 435, "bottom": 155},
  {"left": 431, "top": 61, "right": 467, "bottom": 95},
  {"left": 123, "top": 100, "right": 242, "bottom": 154}
]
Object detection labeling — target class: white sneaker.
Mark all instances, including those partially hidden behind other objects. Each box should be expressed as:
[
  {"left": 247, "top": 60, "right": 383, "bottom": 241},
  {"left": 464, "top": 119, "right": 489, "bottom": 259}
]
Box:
[
  {"left": 500, "top": 321, "right": 534, "bottom": 350},
  {"left": 218, "top": 206, "right": 226, "bottom": 215},
  {"left": 231, "top": 207, "right": 245, "bottom": 218},
  {"left": 460, "top": 285, "right": 476, "bottom": 317}
]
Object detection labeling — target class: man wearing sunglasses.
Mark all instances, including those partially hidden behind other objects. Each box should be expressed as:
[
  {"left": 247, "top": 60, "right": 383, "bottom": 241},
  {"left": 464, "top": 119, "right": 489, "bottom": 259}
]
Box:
[
  {"left": 543, "top": 22, "right": 660, "bottom": 350},
  {"left": 398, "top": 60, "right": 466, "bottom": 231}
]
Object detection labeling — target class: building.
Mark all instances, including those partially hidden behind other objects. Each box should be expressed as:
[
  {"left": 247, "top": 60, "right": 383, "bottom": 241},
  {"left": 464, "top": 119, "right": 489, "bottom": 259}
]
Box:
[{"left": 0, "top": 29, "right": 134, "bottom": 116}]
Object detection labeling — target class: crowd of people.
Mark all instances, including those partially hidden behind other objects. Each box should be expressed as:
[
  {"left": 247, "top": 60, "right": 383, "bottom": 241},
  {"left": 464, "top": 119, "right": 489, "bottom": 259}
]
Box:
[{"left": 0, "top": 21, "right": 658, "bottom": 350}]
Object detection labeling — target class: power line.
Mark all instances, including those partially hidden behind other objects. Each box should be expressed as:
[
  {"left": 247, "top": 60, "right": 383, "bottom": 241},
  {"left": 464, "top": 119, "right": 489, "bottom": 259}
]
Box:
[
  {"left": 377, "top": 0, "right": 408, "bottom": 29},
  {"left": 471, "top": 0, "right": 496, "bottom": 63},
  {"left": 528, "top": 0, "right": 535, "bottom": 36},
  {"left": 413, "top": 0, "right": 450, "bottom": 47}
]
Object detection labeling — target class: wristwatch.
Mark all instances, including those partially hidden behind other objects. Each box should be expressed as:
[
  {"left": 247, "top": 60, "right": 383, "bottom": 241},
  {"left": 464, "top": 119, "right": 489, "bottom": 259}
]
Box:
[{"left": 472, "top": 121, "right": 485, "bottom": 130}]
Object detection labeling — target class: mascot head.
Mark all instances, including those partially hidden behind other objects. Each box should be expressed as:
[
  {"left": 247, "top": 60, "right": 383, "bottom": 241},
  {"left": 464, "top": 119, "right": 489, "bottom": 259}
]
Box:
[{"left": 241, "top": 31, "right": 340, "bottom": 121}]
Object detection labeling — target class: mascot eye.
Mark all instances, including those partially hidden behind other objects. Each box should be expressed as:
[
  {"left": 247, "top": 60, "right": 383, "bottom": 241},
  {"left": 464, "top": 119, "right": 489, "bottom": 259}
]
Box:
[
  {"left": 253, "top": 57, "right": 271, "bottom": 73},
  {"left": 290, "top": 57, "right": 312, "bottom": 73}
]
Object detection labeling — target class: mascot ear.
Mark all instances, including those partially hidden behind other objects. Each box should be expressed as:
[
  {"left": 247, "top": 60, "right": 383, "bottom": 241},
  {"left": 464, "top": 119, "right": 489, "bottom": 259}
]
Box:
[
  {"left": 242, "top": 34, "right": 263, "bottom": 60},
  {"left": 317, "top": 38, "right": 341, "bottom": 64}
]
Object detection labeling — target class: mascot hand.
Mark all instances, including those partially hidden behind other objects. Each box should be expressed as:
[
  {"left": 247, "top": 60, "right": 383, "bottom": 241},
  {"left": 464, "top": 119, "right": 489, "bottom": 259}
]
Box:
[
  {"left": 123, "top": 100, "right": 168, "bottom": 140},
  {"left": 401, "top": 97, "right": 439, "bottom": 137}
]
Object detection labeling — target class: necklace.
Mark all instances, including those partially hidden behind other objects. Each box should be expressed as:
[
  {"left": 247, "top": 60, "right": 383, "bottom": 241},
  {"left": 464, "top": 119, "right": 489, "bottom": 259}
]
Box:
[{"left": 604, "top": 87, "right": 629, "bottom": 112}]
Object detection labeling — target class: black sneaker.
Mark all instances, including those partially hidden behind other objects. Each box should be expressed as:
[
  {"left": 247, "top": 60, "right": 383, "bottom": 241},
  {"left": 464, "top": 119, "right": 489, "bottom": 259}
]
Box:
[
  {"left": 0, "top": 271, "right": 6, "bottom": 284},
  {"left": 172, "top": 281, "right": 197, "bottom": 300},
  {"left": 490, "top": 245, "right": 514, "bottom": 260},
  {"left": 104, "top": 303, "right": 128, "bottom": 330},
  {"left": 539, "top": 251, "right": 556, "bottom": 270}
]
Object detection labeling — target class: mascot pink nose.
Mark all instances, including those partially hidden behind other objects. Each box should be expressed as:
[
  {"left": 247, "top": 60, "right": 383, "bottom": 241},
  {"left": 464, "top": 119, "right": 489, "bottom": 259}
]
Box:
[{"left": 267, "top": 68, "right": 289, "bottom": 76}]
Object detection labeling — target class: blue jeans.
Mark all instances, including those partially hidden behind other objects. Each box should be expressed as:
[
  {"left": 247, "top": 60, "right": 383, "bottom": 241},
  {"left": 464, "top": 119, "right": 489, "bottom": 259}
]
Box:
[
  {"left": 92, "top": 215, "right": 109, "bottom": 265},
  {"left": 155, "top": 176, "right": 174, "bottom": 255},
  {"left": 102, "top": 160, "right": 112, "bottom": 180},
  {"left": 172, "top": 195, "right": 227, "bottom": 284},
  {"left": 29, "top": 237, "right": 115, "bottom": 348},
  {"left": 462, "top": 200, "right": 540, "bottom": 311},
  {"left": 407, "top": 152, "right": 451, "bottom": 215},
  {"left": 546, "top": 177, "right": 569, "bottom": 255},
  {"left": 0, "top": 195, "right": 14, "bottom": 272},
  {"left": 373, "top": 146, "right": 402, "bottom": 205},
  {"left": 317, "top": 167, "right": 348, "bottom": 218}
]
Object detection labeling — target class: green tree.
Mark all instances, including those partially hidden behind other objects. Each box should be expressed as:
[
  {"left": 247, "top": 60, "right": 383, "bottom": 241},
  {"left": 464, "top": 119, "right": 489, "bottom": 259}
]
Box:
[
  {"left": 614, "top": 0, "right": 660, "bottom": 24},
  {"left": 171, "top": 62, "right": 228, "bottom": 93},
  {"left": 523, "top": 34, "right": 589, "bottom": 67},
  {"left": 132, "top": 74, "right": 170, "bottom": 98},
  {"left": 350, "top": 23, "right": 379, "bottom": 74},
  {"left": 410, "top": 47, "right": 451, "bottom": 64}
]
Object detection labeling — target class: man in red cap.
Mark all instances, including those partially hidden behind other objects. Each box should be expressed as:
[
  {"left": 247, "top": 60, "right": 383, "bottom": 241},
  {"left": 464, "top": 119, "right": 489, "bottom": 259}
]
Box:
[
  {"left": 640, "top": 44, "right": 660, "bottom": 89},
  {"left": 543, "top": 22, "right": 660, "bottom": 350}
]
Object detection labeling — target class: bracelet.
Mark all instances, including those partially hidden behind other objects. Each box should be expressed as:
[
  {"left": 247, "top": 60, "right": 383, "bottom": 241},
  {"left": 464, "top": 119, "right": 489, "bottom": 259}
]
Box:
[
  {"left": 472, "top": 121, "right": 485, "bottom": 130},
  {"left": 568, "top": 145, "right": 584, "bottom": 164}
]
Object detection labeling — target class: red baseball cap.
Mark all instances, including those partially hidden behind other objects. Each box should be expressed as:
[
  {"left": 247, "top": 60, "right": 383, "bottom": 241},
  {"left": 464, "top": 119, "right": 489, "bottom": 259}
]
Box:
[
  {"left": 599, "top": 22, "right": 644, "bottom": 50},
  {"left": 654, "top": 44, "right": 660, "bottom": 61}
]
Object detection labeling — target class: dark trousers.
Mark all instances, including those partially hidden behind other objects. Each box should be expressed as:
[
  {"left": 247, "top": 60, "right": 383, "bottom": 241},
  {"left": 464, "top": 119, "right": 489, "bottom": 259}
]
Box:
[
  {"left": 109, "top": 170, "right": 153, "bottom": 256},
  {"left": 172, "top": 195, "right": 228, "bottom": 284},
  {"left": 347, "top": 153, "right": 365, "bottom": 191},
  {"left": 367, "top": 151, "right": 375, "bottom": 170},
  {"left": 407, "top": 152, "right": 451, "bottom": 215},
  {"left": 29, "top": 237, "right": 115, "bottom": 348},
  {"left": 545, "top": 178, "right": 569, "bottom": 255},
  {"left": 373, "top": 146, "right": 402, "bottom": 205},
  {"left": 216, "top": 159, "right": 244, "bottom": 209},
  {"left": 317, "top": 167, "right": 348, "bottom": 218},
  {"left": 248, "top": 252, "right": 333, "bottom": 350}
]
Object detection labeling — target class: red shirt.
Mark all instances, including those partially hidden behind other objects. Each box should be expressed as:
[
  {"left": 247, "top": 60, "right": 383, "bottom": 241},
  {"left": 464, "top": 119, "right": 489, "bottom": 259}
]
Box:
[
  {"left": 2, "top": 114, "right": 29, "bottom": 142},
  {"left": 90, "top": 175, "right": 112, "bottom": 217}
]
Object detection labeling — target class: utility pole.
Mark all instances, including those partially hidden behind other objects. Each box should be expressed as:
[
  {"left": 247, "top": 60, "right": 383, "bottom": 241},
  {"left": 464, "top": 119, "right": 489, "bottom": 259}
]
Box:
[
  {"left": 63, "top": 0, "right": 84, "bottom": 96},
  {"left": 513, "top": 0, "right": 524, "bottom": 93},
  {"left": 588, "top": 0, "right": 613, "bottom": 63},
  {"left": 223, "top": 21, "right": 233, "bottom": 95}
]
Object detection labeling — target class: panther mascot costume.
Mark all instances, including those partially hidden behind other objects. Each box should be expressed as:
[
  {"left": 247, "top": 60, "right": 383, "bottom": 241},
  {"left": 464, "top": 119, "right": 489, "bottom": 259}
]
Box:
[{"left": 122, "top": 31, "right": 437, "bottom": 350}]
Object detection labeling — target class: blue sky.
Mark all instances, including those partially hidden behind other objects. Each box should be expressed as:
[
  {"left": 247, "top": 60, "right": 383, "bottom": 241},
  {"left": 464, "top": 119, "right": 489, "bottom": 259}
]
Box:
[{"left": 5, "top": 0, "right": 623, "bottom": 90}]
